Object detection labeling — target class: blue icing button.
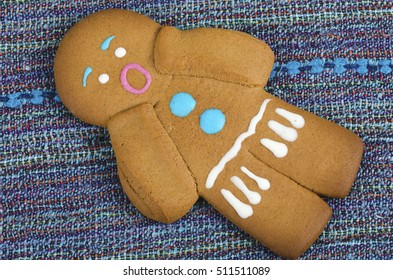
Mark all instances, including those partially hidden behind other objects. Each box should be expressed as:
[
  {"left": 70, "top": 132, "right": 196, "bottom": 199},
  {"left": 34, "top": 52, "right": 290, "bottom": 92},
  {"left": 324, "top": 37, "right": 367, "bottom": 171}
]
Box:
[
  {"left": 170, "top": 92, "right": 196, "bottom": 117},
  {"left": 200, "top": 108, "right": 226, "bottom": 135}
]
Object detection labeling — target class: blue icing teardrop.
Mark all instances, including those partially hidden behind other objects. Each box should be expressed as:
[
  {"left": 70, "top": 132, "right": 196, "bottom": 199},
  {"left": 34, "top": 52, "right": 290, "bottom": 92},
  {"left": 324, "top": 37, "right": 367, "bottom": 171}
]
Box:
[
  {"left": 200, "top": 108, "right": 226, "bottom": 134},
  {"left": 100, "top": 35, "right": 115, "bottom": 51},
  {"left": 170, "top": 92, "right": 196, "bottom": 117}
]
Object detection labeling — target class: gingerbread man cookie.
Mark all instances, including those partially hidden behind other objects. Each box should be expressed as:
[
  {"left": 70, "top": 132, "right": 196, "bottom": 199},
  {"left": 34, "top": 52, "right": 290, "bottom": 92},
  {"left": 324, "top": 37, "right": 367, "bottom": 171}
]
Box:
[{"left": 54, "top": 9, "right": 364, "bottom": 259}]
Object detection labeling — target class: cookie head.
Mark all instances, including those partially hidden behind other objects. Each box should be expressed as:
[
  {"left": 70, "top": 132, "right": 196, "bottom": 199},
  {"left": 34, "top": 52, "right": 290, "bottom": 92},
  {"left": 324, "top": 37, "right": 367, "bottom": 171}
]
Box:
[{"left": 54, "top": 9, "right": 169, "bottom": 126}]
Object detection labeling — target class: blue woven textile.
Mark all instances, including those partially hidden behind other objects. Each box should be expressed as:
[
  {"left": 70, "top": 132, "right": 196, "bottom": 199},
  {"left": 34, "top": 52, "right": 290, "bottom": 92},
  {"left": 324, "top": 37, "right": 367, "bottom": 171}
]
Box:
[{"left": 1, "top": 1, "right": 392, "bottom": 259}]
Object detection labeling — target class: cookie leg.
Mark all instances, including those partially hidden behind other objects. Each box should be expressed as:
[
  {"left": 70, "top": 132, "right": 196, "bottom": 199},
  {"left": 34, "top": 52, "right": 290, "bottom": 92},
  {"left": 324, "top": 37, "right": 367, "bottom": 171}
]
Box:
[
  {"left": 199, "top": 149, "right": 332, "bottom": 259},
  {"left": 247, "top": 96, "right": 363, "bottom": 198}
]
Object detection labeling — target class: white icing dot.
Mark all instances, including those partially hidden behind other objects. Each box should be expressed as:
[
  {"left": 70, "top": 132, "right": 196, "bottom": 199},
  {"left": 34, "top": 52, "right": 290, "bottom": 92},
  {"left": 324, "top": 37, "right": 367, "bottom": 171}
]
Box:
[
  {"left": 98, "top": 74, "right": 109, "bottom": 84},
  {"left": 115, "top": 47, "right": 127, "bottom": 58}
]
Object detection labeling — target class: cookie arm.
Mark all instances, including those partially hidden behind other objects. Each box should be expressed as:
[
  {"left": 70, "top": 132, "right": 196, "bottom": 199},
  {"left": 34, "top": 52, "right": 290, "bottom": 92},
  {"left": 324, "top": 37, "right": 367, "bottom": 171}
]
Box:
[
  {"left": 107, "top": 104, "right": 199, "bottom": 223},
  {"left": 154, "top": 26, "right": 275, "bottom": 87}
]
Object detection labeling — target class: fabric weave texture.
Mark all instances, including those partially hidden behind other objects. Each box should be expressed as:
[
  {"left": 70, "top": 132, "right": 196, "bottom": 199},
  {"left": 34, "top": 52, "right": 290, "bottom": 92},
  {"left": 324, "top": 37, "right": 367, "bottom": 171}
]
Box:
[{"left": 1, "top": 0, "right": 392, "bottom": 259}]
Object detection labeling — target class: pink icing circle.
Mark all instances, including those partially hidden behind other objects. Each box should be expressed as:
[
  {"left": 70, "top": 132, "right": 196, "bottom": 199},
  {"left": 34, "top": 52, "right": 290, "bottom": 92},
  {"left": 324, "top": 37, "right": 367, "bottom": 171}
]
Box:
[{"left": 120, "top": 63, "right": 152, "bottom": 94}]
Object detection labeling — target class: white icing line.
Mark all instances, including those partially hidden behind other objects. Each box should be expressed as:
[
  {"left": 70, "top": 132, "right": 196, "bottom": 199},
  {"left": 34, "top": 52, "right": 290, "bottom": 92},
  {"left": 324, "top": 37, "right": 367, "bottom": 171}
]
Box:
[
  {"left": 275, "top": 108, "right": 305, "bottom": 129},
  {"left": 221, "top": 189, "right": 253, "bottom": 219},
  {"left": 206, "top": 99, "right": 272, "bottom": 189},
  {"left": 268, "top": 120, "right": 298, "bottom": 142},
  {"left": 240, "top": 166, "right": 270, "bottom": 191},
  {"left": 230, "top": 176, "right": 261, "bottom": 205},
  {"left": 260, "top": 138, "right": 288, "bottom": 158}
]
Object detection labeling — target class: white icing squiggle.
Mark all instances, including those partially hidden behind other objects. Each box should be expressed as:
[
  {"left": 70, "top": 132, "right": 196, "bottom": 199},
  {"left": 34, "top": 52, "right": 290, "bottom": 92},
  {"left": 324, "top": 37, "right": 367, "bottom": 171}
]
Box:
[
  {"left": 260, "top": 138, "right": 288, "bottom": 158},
  {"left": 275, "top": 108, "right": 305, "bottom": 129},
  {"left": 230, "top": 176, "right": 261, "bottom": 205},
  {"left": 268, "top": 120, "right": 298, "bottom": 142},
  {"left": 240, "top": 166, "right": 270, "bottom": 190},
  {"left": 206, "top": 99, "right": 272, "bottom": 189},
  {"left": 221, "top": 189, "right": 253, "bottom": 219}
]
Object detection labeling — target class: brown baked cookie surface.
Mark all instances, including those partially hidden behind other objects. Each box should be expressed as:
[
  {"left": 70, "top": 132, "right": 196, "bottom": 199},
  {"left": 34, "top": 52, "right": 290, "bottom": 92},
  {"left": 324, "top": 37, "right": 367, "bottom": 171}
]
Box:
[{"left": 54, "top": 9, "right": 364, "bottom": 259}]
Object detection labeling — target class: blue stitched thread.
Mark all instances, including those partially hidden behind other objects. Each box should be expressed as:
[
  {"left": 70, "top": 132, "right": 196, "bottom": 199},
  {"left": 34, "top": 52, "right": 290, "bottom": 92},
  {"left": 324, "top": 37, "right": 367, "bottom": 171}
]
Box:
[
  {"left": 356, "top": 59, "right": 369, "bottom": 74},
  {"left": 285, "top": 61, "right": 301, "bottom": 75},
  {"left": 54, "top": 95, "right": 62, "bottom": 102},
  {"left": 324, "top": 61, "right": 335, "bottom": 69},
  {"left": 333, "top": 58, "right": 347, "bottom": 74},
  {"left": 298, "top": 65, "right": 312, "bottom": 72},
  {"left": 30, "top": 90, "right": 44, "bottom": 105},
  {"left": 368, "top": 60, "right": 379, "bottom": 72},
  {"left": 309, "top": 59, "right": 324, "bottom": 74},
  {"left": 6, "top": 92, "right": 22, "bottom": 108},
  {"left": 269, "top": 62, "right": 280, "bottom": 78},
  {"left": 270, "top": 58, "right": 392, "bottom": 77},
  {"left": 0, "top": 96, "right": 7, "bottom": 108},
  {"left": 379, "top": 59, "right": 392, "bottom": 74},
  {"left": 1, "top": 90, "right": 60, "bottom": 108}
]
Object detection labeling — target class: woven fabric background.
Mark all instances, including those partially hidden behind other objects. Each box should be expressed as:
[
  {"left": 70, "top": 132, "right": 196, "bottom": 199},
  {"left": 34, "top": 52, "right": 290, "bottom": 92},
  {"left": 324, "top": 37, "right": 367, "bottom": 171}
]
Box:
[{"left": 1, "top": 0, "right": 392, "bottom": 259}]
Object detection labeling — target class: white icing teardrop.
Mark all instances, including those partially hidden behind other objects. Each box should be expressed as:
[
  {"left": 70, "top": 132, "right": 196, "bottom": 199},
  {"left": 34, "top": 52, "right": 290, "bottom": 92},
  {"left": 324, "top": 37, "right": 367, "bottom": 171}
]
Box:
[
  {"left": 115, "top": 47, "right": 127, "bottom": 58},
  {"left": 98, "top": 73, "right": 109, "bottom": 84},
  {"left": 260, "top": 138, "right": 288, "bottom": 158},
  {"left": 221, "top": 189, "right": 253, "bottom": 219},
  {"left": 230, "top": 176, "right": 261, "bottom": 205},
  {"left": 275, "top": 108, "right": 305, "bottom": 129},
  {"left": 240, "top": 166, "right": 270, "bottom": 190},
  {"left": 268, "top": 120, "right": 298, "bottom": 142}
]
